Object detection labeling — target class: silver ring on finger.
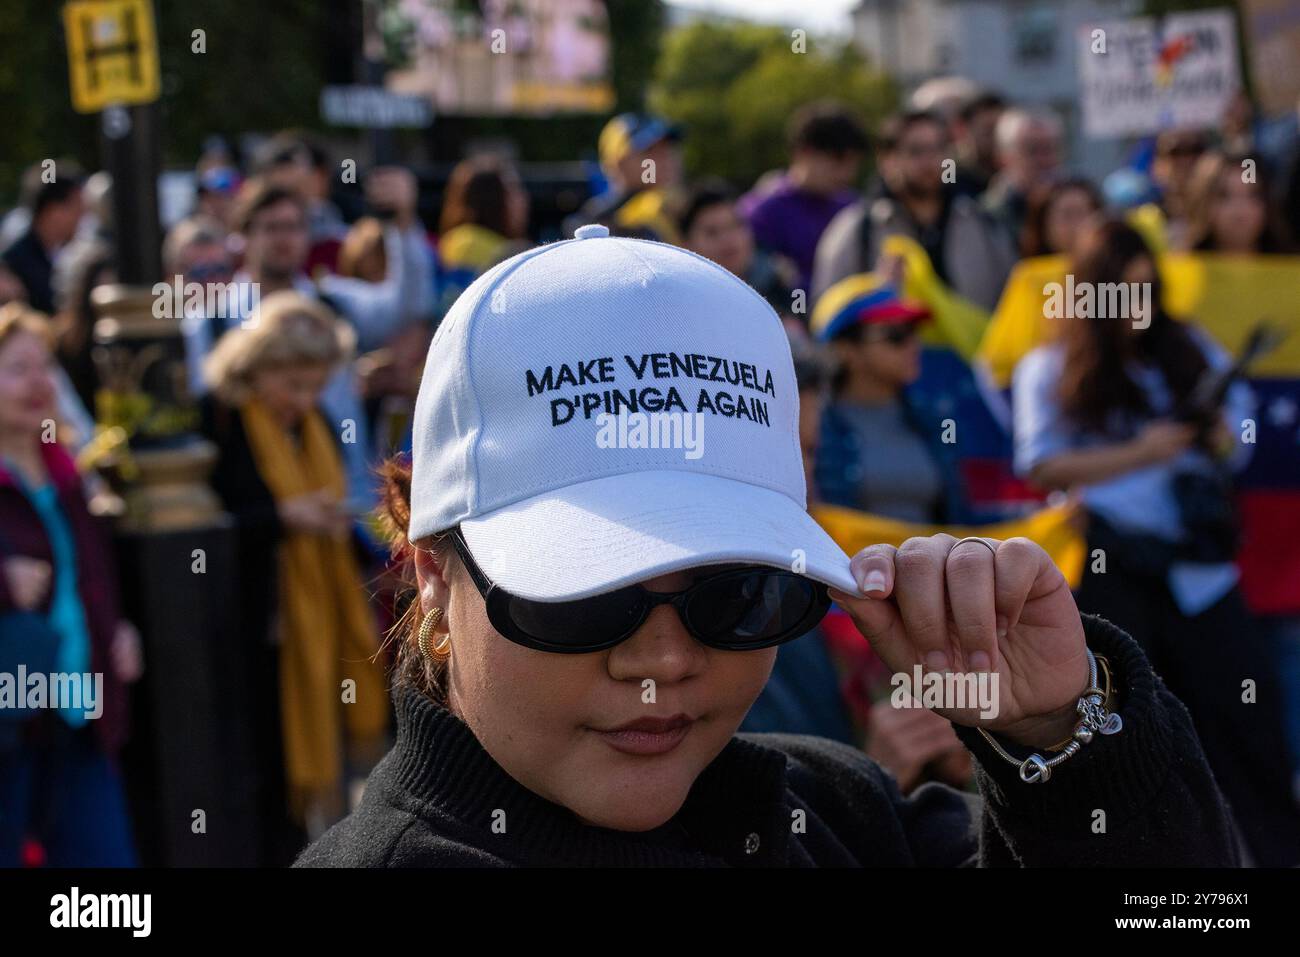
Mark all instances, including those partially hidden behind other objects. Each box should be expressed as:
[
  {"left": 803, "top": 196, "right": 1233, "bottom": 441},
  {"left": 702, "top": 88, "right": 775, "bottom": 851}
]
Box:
[{"left": 948, "top": 536, "right": 997, "bottom": 557}]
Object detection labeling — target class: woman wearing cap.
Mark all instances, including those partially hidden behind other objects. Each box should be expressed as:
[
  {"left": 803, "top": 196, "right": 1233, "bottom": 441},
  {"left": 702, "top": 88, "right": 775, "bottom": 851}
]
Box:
[
  {"left": 297, "top": 224, "right": 1238, "bottom": 867},
  {"left": 811, "top": 275, "right": 968, "bottom": 525}
]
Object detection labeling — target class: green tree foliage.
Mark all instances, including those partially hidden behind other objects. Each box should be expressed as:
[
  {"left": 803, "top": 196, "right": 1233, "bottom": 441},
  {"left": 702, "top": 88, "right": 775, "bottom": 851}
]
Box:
[
  {"left": 0, "top": 0, "right": 335, "bottom": 204},
  {"left": 154, "top": 0, "right": 334, "bottom": 161},
  {"left": 650, "top": 21, "right": 898, "bottom": 188},
  {"left": 0, "top": 2, "right": 97, "bottom": 202},
  {"left": 0, "top": 1, "right": 666, "bottom": 200}
]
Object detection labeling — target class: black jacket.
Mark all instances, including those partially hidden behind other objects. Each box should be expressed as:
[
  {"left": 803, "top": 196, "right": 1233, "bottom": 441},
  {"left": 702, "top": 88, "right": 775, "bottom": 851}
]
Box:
[
  {"left": 2, "top": 228, "right": 55, "bottom": 314},
  {"left": 295, "top": 615, "right": 1242, "bottom": 867}
]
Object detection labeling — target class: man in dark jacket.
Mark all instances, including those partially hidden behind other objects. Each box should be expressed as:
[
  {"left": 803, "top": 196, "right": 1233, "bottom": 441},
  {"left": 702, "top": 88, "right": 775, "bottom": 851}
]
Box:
[
  {"left": 812, "top": 111, "right": 1014, "bottom": 310},
  {"left": 2, "top": 165, "right": 85, "bottom": 315}
]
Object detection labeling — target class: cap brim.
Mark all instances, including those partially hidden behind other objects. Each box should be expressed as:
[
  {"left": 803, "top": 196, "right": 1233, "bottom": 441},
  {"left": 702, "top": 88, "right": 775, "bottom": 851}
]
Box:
[{"left": 459, "top": 470, "right": 859, "bottom": 603}]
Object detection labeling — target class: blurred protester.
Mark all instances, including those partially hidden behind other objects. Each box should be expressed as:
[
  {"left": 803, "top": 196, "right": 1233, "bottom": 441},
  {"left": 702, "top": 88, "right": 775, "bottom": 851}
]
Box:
[
  {"left": 1221, "top": 90, "right": 1260, "bottom": 158},
  {"left": 340, "top": 217, "right": 433, "bottom": 458},
  {"left": 0, "top": 302, "right": 142, "bottom": 866},
  {"left": 438, "top": 155, "right": 531, "bottom": 291},
  {"left": 193, "top": 163, "right": 242, "bottom": 231},
  {"left": 0, "top": 262, "right": 25, "bottom": 306},
  {"left": 812, "top": 280, "right": 967, "bottom": 523},
  {"left": 1018, "top": 176, "right": 1104, "bottom": 259},
  {"left": 671, "top": 179, "right": 795, "bottom": 320},
  {"left": 187, "top": 175, "right": 433, "bottom": 518},
  {"left": 73, "top": 172, "right": 113, "bottom": 248},
  {"left": 1183, "top": 151, "right": 1294, "bottom": 254},
  {"left": 951, "top": 91, "right": 1006, "bottom": 197},
  {"left": 1148, "top": 128, "right": 1210, "bottom": 249},
  {"left": 1012, "top": 219, "right": 1300, "bottom": 865},
  {"left": 338, "top": 218, "right": 388, "bottom": 284},
  {"left": 163, "top": 214, "right": 232, "bottom": 285},
  {"left": 738, "top": 101, "right": 868, "bottom": 293},
  {"left": 198, "top": 292, "right": 388, "bottom": 856},
  {"left": 982, "top": 107, "right": 1064, "bottom": 242},
  {"left": 49, "top": 239, "right": 116, "bottom": 414},
  {"left": 253, "top": 132, "right": 348, "bottom": 274},
  {"left": 568, "top": 113, "right": 683, "bottom": 241},
  {"left": 164, "top": 214, "right": 236, "bottom": 396},
  {"left": 2, "top": 163, "right": 85, "bottom": 314},
  {"left": 813, "top": 110, "right": 1014, "bottom": 309},
  {"left": 1218, "top": 89, "right": 1298, "bottom": 181}
]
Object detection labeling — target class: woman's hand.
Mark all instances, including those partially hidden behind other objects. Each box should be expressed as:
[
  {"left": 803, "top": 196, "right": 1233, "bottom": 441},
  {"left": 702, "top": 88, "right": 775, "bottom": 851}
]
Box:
[
  {"left": 3, "top": 556, "right": 52, "bottom": 610},
  {"left": 111, "top": 620, "right": 145, "bottom": 684},
  {"left": 279, "top": 491, "right": 348, "bottom": 537},
  {"left": 865, "top": 700, "right": 967, "bottom": 792},
  {"left": 1133, "top": 419, "right": 1197, "bottom": 465},
  {"left": 831, "top": 534, "right": 1089, "bottom": 751}
]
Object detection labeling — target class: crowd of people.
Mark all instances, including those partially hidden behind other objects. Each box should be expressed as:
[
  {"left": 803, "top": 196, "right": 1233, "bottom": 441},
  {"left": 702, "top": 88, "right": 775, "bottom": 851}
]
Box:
[{"left": 3, "top": 76, "right": 1300, "bottom": 867}]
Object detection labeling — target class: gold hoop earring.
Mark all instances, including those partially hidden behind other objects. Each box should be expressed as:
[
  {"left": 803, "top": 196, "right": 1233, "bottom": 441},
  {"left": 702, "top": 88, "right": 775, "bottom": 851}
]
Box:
[{"left": 418, "top": 607, "right": 447, "bottom": 662}]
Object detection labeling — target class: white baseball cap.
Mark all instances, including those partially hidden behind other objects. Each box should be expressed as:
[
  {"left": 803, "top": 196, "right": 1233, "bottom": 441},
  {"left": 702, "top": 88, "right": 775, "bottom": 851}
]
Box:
[{"left": 408, "top": 223, "right": 857, "bottom": 601}]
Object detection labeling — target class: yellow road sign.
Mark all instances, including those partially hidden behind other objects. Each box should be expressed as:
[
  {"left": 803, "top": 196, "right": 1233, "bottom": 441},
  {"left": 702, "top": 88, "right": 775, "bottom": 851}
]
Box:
[{"left": 63, "top": 0, "right": 160, "bottom": 114}]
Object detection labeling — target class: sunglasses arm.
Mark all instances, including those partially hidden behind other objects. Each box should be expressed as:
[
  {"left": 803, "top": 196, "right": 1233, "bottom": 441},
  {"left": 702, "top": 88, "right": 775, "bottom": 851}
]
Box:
[{"left": 449, "top": 528, "right": 497, "bottom": 601}]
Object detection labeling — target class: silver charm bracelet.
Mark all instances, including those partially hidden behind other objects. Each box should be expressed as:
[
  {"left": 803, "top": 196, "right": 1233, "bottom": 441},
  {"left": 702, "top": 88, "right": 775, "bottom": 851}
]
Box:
[{"left": 977, "top": 647, "right": 1123, "bottom": 783}]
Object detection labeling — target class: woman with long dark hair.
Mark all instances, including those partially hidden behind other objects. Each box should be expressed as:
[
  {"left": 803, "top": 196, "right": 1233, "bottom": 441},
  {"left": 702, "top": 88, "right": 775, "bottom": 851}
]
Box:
[{"left": 1012, "top": 218, "right": 1300, "bottom": 864}]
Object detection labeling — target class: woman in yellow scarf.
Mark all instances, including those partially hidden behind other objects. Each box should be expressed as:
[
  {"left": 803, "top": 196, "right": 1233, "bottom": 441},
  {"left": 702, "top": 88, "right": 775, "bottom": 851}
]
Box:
[{"left": 201, "top": 292, "right": 388, "bottom": 846}]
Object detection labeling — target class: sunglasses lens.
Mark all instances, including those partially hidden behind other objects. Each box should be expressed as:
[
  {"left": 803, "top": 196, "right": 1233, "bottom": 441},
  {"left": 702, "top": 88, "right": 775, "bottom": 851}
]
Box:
[
  {"left": 686, "top": 571, "right": 825, "bottom": 648},
  {"left": 500, "top": 588, "right": 645, "bottom": 650}
]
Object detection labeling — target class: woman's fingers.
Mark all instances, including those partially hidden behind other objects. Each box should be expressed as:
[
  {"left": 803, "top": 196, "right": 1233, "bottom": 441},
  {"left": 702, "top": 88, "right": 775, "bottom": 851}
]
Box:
[
  {"left": 992, "top": 537, "right": 1042, "bottom": 637},
  {"left": 838, "top": 535, "right": 1055, "bottom": 683},
  {"left": 849, "top": 543, "right": 896, "bottom": 598},
  {"left": 892, "top": 535, "right": 953, "bottom": 672},
  {"left": 832, "top": 544, "right": 908, "bottom": 666},
  {"left": 944, "top": 538, "right": 999, "bottom": 673}
]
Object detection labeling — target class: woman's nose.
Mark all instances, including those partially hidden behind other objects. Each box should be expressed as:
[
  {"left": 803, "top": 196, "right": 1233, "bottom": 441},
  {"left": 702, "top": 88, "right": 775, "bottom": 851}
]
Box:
[{"left": 605, "top": 603, "right": 706, "bottom": 686}]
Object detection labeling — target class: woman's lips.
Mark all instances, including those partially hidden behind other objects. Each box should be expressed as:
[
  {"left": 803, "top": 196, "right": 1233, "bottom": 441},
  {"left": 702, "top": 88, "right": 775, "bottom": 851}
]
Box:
[{"left": 591, "top": 714, "right": 694, "bottom": 756}]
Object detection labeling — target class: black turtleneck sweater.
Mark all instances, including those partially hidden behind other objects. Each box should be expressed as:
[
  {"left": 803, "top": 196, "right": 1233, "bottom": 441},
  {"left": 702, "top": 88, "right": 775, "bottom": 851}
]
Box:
[{"left": 294, "top": 615, "right": 1242, "bottom": 867}]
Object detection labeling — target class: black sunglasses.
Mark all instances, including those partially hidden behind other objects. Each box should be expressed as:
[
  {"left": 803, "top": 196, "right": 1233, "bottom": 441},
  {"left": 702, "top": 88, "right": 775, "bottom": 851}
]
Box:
[{"left": 448, "top": 529, "right": 831, "bottom": 654}]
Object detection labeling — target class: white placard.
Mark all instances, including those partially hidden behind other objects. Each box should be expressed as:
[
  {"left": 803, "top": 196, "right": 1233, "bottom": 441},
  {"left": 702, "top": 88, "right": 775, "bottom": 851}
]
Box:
[{"left": 1079, "top": 10, "right": 1240, "bottom": 138}]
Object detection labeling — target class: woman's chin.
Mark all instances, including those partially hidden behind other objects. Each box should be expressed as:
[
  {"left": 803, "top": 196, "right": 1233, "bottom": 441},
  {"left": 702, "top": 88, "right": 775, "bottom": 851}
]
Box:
[{"left": 566, "top": 767, "right": 697, "bottom": 832}]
